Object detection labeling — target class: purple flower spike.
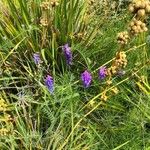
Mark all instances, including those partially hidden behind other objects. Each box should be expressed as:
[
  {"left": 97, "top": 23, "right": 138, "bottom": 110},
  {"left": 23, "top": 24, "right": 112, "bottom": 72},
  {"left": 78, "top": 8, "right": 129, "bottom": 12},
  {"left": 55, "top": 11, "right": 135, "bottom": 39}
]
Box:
[
  {"left": 45, "top": 75, "right": 54, "bottom": 94},
  {"left": 81, "top": 70, "right": 92, "bottom": 88},
  {"left": 99, "top": 66, "right": 107, "bottom": 80},
  {"left": 33, "top": 53, "right": 41, "bottom": 65},
  {"left": 62, "top": 43, "right": 72, "bottom": 65}
]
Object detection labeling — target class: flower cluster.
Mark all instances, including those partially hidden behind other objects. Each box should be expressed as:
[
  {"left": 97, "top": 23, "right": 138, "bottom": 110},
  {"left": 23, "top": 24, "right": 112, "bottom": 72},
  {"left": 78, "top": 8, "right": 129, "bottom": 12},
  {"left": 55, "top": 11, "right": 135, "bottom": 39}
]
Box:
[
  {"left": 117, "top": 31, "right": 130, "bottom": 45},
  {"left": 106, "top": 51, "right": 127, "bottom": 76},
  {"left": 129, "top": 0, "right": 150, "bottom": 18},
  {"left": 32, "top": 47, "right": 124, "bottom": 97},
  {"left": 113, "top": 51, "right": 127, "bottom": 68},
  {"left": 127, "top": 0, "right": 149, "bottom": 37},
  {"left": 32, "top": 43, "right": 73, "bottom": 94},
  {"left": 129, "top": 18, "right": 148, "bottom": 35},
  {"left": 0, "top": 128, "right": 9, "bottom": 136},
  {"left": 40, "top": 17, "right": 49, "bottom": 27},
  {"left": 40, "top": 0, "right": 59, "bottom": 9},
  {"left": 81, "top": 66, "right": 108, "bottom": 88},
  {"left": 39, "top": 1, "right": 50, "bottom": 27},
  {"left": 117, "top": 1, "right": 150, "bottom": 45},
  {"left": 40, "top": 2, "right": 50, "bottom": 10},
  {"left": 81, "top": 70, "right": 92, "bottom": 88},
  {"left": 36, "top": 0, "right": 150, "bottom": 100},
  {"left": 98, "top": 66, "right": 122, "bottom": 101}
]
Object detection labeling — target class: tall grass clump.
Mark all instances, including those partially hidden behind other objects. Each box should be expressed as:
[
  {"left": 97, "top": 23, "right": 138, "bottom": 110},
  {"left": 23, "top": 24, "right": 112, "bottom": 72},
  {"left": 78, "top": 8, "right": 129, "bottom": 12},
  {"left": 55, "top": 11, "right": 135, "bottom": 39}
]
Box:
[{"left": 0, "top": 0, "right": 150, "bottom": 149}]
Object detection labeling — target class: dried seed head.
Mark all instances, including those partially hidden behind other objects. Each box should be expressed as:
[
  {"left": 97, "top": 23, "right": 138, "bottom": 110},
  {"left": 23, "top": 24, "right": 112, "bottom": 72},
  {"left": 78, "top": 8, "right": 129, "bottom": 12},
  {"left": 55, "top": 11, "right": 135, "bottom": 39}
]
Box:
[
  {"left": 141, "top": 3, "right": 146, "bottom": 9},
  {"left": 106, "top": 80, "right": 112, "bottom": 85},
  {"left": 0, "top": 98, "right": 8, "bottom": 111},
  {"left": 40, "top": 17, "right": 48, "bottom": 27},
  {"left": 101, "top": 92, "right": 108, "bottom": 101},
  {"left": 129, "top": 0, "right": 150, "bottom": 17},
  {"left": 51, "top": 0, "right": 59, "bottom": 7},
  {"left": 109, "top": 66, "right": 116, "bottom": 75},
  {"left": 111, "top": 87, "right": 119, "bottom": 94},
  {"left": 136, "top": 20, "right": 142, "bottom": 25},
  {"left": 129, "top": 4, "right": 135, "bottom": 12},
  {"left": 40, "top": 2, "right": 50, "bottom": 10},
  {"left": 88, "top": 0, "right": 95, "bottom": 5},
  {"left": 129, "top": 18, "right": 148, "bottom": 35},
  {"left": 130, "top": 21, "right": 135, "bottom": 26},
  {"left": 137, "top": 9, "right": 146, "bottom": 17},
  {"left": 113, "top": 51, "right": 128, "bottom": 69},
  {"left": 145, "top": 5, "right": 150, "bottom": 12},
  {"left": 143, "top": 27, "right": 148, "bottom": 31},
  {"left": 117, "top": 31, "right": 130, "bottom": 45},
  {"left": 0, "top": 128, "right": 9, "bottom": 136},
  {"left": 135, "top": 1, "right": 142, "bottom": 9},
  {"left": 106, "top": 68, "right": 112, "bottom": 76}
]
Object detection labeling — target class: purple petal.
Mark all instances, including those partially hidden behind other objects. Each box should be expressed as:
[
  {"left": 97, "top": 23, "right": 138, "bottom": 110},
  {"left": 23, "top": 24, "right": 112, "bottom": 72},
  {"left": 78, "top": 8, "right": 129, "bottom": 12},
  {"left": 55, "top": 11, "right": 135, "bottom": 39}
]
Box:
[
  {"left": 98, "top": 66, "right": 107, "bottom": 80},
  {"left": 45, "top": 75, "right": 54, "bottom": 94},
  {"left": 81, "top": 70, "right": 92, "bottom": 88},
  {"left": 33, "top": 53, "right": 41, "bottom": 65}
]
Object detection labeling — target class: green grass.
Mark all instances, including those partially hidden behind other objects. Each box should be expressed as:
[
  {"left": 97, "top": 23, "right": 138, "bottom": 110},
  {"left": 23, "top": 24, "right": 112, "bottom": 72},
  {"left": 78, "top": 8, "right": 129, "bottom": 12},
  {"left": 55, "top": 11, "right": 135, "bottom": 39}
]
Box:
[{"left": 0, "top": 0, "right": 150, "bottom": 149}]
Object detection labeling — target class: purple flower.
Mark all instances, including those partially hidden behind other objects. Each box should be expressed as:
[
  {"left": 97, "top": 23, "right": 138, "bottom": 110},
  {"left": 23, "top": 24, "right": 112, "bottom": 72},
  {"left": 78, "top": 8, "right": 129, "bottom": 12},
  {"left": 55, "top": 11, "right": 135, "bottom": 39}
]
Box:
[
  {"left": 45, "top": 75, "right": 54, "bottom": 94},
  {"left": 33, "top": 53, "right": 41, "bottom": 65},
  {"left": 81, "top": 70, "right": 92, "bottom": 88},
  {"left": 62, "top": 43, "right": 72, "bottom": 65},
  {"left": 98, "top": 66, "right": 107, "bottom": 80}
]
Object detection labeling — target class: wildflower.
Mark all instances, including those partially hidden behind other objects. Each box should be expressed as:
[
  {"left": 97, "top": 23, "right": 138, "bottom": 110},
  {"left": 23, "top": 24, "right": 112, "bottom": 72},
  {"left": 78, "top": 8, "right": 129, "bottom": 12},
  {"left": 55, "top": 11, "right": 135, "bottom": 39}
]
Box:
[
  {"left": 81, "top": 70, "right": 92, "bottom": 88},
  {"left": 98, "top": 66, "right": 107, "bottom": 80},
  {"left": 33, "top": 53, "right": 41, "bottom": 65},
  {"left": 45, "top": 75, "right": 54, "bottom": 94},
  {"left": 62, "top": 43, "right": 72, "bottom": 65}
]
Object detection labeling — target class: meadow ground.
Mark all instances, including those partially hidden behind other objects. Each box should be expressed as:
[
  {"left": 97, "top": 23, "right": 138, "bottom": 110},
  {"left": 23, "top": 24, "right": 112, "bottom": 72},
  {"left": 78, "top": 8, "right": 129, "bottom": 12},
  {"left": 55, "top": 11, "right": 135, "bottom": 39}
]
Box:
[{"left": 0, "top": 0, "right": 150, "bottom": 149}]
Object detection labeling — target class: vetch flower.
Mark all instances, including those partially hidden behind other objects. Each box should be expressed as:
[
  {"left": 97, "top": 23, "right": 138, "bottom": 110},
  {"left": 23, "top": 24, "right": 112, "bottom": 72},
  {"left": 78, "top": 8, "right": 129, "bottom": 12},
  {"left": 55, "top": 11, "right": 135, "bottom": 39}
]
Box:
[
  {"left": 45, "top": 75, "right": 54, "bottom": 94},
  {"left": 81, "top": 70, "right": 92, "bottom": 88},
  {"left": 62, "top": 43, "right": 72, "bottom": 65},
  {"left": 33, "top": 53, "right": 41, "bottom": 65},
  {"left": 98, "top": 66, "right": 107, "bottom": 80}
]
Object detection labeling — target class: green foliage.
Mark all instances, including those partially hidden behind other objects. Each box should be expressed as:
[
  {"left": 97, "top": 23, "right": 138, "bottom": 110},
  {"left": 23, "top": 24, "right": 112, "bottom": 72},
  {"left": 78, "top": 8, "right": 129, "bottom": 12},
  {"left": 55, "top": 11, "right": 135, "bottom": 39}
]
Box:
[{"left": 0, "top": 0, "right": 150, "bottom": 150}]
